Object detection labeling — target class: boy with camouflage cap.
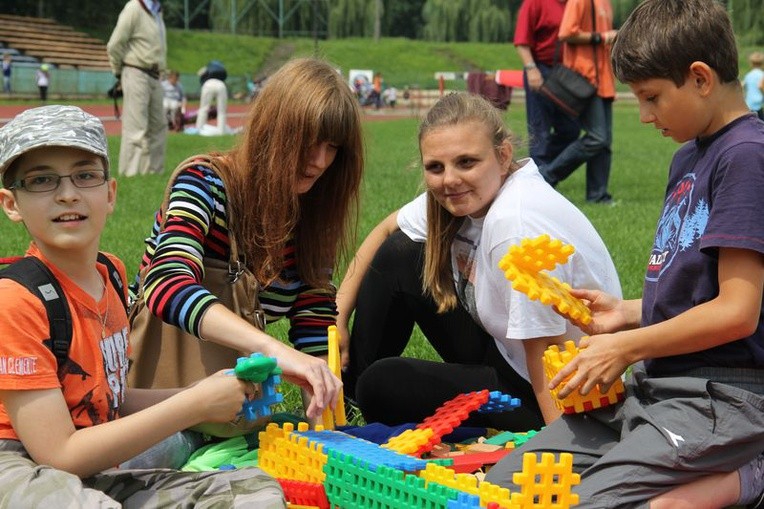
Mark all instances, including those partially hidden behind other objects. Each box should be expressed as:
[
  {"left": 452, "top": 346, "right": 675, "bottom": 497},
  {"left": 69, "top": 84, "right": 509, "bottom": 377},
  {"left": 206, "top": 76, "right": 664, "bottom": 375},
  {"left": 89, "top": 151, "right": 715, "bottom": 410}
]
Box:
[{"left": 0, "top": 105, "right": 284, "bottom": 507}]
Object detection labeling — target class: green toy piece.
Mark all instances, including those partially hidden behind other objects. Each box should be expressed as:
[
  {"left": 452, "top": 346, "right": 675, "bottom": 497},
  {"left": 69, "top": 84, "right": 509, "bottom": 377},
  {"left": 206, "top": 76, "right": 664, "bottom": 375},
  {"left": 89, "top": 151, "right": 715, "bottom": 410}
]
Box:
[{"left": 233, "top": 354, "right": 282, "bottom": 383}]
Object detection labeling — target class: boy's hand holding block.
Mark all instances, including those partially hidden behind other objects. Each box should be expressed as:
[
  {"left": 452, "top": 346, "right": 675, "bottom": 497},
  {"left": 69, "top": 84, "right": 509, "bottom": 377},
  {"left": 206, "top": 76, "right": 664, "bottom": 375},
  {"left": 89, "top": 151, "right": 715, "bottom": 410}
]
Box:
[
  {"left": 230, "top": 353, "right": 283, "bottom": 421},
  {"left": 543, "top": 341, "right": 625, "bottom": 414},
  {"left": 498, "top": 234, "right": 592, "bottom": 325}
]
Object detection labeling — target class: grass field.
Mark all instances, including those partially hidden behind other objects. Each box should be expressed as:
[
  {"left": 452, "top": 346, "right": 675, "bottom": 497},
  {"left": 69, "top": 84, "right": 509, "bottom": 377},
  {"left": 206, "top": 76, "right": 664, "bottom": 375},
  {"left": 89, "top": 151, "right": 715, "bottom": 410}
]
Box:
[{"left": 0, "top": 101, "right": 677, "bottom": 416}]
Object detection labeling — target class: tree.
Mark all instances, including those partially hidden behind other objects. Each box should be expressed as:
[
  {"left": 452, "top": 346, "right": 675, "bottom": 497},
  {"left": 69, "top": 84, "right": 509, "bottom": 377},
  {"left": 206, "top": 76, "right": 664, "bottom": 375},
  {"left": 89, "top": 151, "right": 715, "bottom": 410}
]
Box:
[
  {"left": 383, "top": 0, "right": 425, "bottom": 38},
  {"left": 422, "top": 0, "right": 515, "bottom": 42},
  {"left": 209, "top": 0, "right": 325, "bottom": 37}
]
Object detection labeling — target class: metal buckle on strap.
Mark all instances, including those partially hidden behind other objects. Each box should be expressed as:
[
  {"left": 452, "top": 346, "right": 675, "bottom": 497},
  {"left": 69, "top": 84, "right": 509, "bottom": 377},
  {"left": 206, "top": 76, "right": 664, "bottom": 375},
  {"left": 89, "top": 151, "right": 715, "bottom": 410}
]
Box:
[{"left": 228, "top": 260, "right": 245, "bottom": 284}]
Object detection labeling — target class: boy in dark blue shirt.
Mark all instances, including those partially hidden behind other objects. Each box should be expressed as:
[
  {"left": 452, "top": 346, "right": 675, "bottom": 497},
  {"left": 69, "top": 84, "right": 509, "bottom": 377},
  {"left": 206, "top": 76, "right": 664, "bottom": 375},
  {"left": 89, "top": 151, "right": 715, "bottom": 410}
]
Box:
[{"left": 485, "top": 1, "right": 764, "bottom": 506}]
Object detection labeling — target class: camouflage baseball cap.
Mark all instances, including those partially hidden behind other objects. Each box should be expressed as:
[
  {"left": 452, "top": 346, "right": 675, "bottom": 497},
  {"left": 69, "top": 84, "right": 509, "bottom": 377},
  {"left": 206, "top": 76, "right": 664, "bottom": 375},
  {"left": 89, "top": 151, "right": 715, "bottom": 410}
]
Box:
[{"left": 0, "top": 105, "right": 109, "bottom": 181}]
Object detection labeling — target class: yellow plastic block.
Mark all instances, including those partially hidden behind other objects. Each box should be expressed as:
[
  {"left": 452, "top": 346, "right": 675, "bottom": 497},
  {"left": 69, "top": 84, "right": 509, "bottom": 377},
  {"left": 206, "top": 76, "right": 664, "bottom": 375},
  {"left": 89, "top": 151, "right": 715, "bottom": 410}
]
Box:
[
  {"left": 382, "top": 427, "right": 434, "bottom": 455},
  {"left": 319, "top": 325, "right": 347, "bottom": 429},
  {"left": 498, "top": 235, "right": 591, "bottom": 326},
  {"left": 543, "top": 341, "right": 625, "bottom": 414},
  {"left": 419, "top": 462, "right": 515, "bottom": 508},
  {"left": 511, "top": 452, "right": 580, "bottom": 509},
  {"left": 258, "top": 422, "right": 327, "bottom": 483}
]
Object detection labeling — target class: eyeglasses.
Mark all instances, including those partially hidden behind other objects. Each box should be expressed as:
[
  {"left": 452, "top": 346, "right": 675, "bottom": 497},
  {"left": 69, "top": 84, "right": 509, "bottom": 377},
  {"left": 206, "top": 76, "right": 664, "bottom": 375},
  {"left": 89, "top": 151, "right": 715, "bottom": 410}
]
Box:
[{"left": 10, "top": 169, "right": 108, "bottom": 193}]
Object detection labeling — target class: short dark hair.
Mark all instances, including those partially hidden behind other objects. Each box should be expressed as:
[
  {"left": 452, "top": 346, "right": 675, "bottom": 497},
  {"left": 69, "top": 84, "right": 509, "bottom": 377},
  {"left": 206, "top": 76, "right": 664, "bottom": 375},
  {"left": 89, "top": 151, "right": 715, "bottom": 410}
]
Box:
[{"left": 612, "top": 0, "right": 738, "bottom": 86}]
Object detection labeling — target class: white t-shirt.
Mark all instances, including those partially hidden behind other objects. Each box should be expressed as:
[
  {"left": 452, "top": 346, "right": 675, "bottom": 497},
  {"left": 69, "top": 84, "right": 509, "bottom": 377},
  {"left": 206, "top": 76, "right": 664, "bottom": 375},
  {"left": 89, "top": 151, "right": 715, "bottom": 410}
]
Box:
[{"left": 397, "top": 158, "right": 622, "bottom": 381}]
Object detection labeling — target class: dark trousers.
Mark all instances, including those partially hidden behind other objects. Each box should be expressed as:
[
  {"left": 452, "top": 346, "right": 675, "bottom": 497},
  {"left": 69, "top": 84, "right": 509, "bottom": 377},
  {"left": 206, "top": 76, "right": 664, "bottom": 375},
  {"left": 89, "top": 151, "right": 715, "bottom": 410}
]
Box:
[
  {"left": 524, "top": 64, "right": 580, "bottom": 167},
  {"left": 345, "top": 230, "right": 544, "bottom": 430},
  {"left": 541, "top": 96, "right": 613, "bottom": 202}
]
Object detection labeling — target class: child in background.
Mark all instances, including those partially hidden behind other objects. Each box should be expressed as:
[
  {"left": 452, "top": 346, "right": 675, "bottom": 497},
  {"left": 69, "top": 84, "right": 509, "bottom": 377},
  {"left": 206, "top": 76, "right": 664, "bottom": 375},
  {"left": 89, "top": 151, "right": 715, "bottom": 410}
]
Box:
[
  {"left": 485, "top": 1, "right": 764, "bottom": 506},
  {"left": 161, "top": 69, "right": 186, "bottom": 131},
  {"left": 0, "top": 105, "right": 284, "bottom": 507},
  {"left": 2, "top": 54, "right": 11, "bottom": 94},
  {"left": 743, "top": 51, "right": 764, "bottom": 120},
  {"left": 35, "top": 63, "right": 50, "bottom": 102}
]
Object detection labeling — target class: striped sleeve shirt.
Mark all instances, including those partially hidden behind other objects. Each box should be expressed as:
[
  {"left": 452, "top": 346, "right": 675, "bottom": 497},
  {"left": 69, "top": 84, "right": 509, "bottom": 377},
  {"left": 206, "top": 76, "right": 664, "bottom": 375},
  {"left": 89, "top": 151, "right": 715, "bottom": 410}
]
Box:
[{"left": 131, "top": 162, "right": 335, "bottom": 355}]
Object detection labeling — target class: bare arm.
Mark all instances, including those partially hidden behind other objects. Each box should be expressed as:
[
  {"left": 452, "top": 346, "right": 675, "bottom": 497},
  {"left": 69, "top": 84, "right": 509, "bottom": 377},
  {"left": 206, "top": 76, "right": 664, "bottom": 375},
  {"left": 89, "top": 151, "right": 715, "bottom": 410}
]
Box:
[
  {"left": 2, "top": 371, "right": 252, "bottom": 478},
  {"left": 335, "top": 211, "right": 401, "bottom": 367},
  {"left": 560, "top": 30, "right": 617, "bottom": 45},
  {"left": 119, "top": 387, "right": 182, "bottom": 415},
  {"left": 552, "top": 247, "right": 764, "bottom": 398},
  {"left": 515, "top": 45, "right": 543, "bottom": 91},
  {"left": 522, "top": 334, "right": 568, "bottom": 424}
]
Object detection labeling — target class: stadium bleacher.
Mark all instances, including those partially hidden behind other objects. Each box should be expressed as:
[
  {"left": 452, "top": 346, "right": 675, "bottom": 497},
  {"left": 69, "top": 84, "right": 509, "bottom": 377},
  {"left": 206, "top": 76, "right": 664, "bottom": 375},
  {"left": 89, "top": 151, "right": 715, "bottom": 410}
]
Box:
[{"left": 0, "top": 13, "right": 110, "bottom": 71}]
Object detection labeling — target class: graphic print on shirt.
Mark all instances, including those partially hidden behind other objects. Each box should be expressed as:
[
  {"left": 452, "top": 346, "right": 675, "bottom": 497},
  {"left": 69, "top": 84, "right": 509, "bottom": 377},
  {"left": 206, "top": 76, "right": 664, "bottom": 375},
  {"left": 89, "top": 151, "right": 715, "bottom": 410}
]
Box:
[
  {"left": 647, "top": 173, "right": 709, "bottom": 281},
  {"left": 101, "top": 326, "right": 129, "bottom": 419},
  {"left": 453, "top": 231, "right": 480, "bottom": 325}
]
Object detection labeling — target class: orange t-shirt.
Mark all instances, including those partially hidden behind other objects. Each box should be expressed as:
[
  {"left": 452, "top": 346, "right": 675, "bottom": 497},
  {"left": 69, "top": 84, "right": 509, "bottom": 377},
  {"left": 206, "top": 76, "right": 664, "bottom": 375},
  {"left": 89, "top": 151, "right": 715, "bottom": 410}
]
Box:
[
  {"left": 0, "top": 245, "right": 130, "bottom": 440},
  {"left": 559, "top": 0, "right": 616, "bottom": 98}
]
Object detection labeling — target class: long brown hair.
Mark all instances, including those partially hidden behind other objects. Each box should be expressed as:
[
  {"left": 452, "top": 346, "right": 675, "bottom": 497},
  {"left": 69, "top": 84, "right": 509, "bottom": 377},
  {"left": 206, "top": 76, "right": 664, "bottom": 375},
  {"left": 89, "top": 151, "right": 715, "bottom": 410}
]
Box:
[
  {"left": 419, "top": 92, "right": 513, "bottom": 312},
  {"left": 214, "top": 57, "right": 364, "bottom": 287}
]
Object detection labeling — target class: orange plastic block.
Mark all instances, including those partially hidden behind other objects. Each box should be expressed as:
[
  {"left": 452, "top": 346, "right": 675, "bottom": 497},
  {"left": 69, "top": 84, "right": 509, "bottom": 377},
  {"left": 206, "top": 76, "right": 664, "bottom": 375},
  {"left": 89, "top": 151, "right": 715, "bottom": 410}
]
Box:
[
  {"left": 498, "top": 235, "right": 591, "bottom": 325},
  {"left": 406, "top": 390, "right": 491, "bottom": 457},
  {"left": 511, "top": 452, "right": 580, "bottom": 508},
  {"left": 448, "top": 449, "right": 512, "bottom": 474},
  {"left": 278, "top": 478, "right": 330, "bottom": 509},
  {"left": 543, "top": 341, "right": 625, "bottom": 414}
]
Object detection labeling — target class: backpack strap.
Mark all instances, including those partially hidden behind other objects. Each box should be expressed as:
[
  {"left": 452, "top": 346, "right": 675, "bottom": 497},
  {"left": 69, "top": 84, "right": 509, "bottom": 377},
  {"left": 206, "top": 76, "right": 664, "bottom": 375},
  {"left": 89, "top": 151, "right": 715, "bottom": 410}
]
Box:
[
  {"left": 0, "top": 257, "right": 71, "bottom": 368},
  {"left": 0, "top": 254, "right": 127, "bottom": 371},
  {"left": 97, "top": 252, "right": 127, "bottom": 312},
  {"left": 157, "top": 155, "right": 246, "bottom": 276}
]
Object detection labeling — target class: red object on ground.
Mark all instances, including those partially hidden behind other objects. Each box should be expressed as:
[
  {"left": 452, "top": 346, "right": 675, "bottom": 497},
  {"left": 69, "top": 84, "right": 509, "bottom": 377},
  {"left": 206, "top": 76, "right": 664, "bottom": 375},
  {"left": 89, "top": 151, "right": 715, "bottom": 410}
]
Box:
[{"left": 495, "top": 70, "right": 524, "bottom": 88}]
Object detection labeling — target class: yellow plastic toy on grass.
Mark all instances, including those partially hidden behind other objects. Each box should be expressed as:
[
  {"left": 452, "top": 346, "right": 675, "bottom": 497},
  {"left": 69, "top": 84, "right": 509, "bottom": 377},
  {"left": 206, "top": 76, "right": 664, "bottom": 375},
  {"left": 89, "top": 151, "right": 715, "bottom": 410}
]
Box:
[
  {"left": 498, "top": 234, "right": 591, "bottom": 326},
  {"left": 318, "top": 325, "right": 347, "bottom": 429},
  {"left": 543, "top": 340, "right": 625, "bottom": 414}
]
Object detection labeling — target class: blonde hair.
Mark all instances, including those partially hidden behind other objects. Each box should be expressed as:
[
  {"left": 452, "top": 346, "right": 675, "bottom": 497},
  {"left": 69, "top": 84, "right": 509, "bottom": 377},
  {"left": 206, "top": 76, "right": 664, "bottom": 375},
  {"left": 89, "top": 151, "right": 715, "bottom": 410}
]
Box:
[
  {"left": 418, "top": 92, "right": 513, "bottom": 312},
  {"left": 213, "top": 57, "right": 364, "bottom": 287},
  {"left": 750, "top": 51, "right": 764, "bottom": 67}
]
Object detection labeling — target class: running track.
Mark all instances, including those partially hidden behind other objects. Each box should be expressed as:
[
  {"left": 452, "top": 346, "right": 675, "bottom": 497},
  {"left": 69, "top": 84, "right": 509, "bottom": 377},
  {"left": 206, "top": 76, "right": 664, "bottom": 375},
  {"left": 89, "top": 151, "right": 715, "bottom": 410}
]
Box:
[{"left": 0, "top": 101, "right": 417, "bottom": 135}]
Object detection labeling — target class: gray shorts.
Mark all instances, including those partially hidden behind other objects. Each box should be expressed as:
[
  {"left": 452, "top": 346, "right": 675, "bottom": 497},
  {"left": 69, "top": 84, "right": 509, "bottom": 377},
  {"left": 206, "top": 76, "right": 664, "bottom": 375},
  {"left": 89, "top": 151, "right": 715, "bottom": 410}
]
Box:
[
  {"left": 0, "top": 440, "right": 285, "bottom": 508},
  {"left": 485, "top": 363, "right": 764, "bottom": 508}
]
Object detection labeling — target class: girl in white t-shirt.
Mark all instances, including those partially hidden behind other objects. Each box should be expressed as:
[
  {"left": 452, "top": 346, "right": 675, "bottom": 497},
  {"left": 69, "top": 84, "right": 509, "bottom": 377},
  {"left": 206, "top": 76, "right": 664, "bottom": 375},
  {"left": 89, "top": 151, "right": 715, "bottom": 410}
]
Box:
[{"left": 337, "top": 92, "right": 621, "bottom": 430}]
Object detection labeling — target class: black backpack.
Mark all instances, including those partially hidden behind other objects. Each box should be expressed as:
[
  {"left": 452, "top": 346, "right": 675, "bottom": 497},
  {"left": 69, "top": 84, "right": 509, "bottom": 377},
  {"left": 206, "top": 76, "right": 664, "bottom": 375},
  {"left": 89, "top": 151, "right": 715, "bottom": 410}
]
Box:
[{"left": 0, "top": 254, "right": 127, "bottom": 369}]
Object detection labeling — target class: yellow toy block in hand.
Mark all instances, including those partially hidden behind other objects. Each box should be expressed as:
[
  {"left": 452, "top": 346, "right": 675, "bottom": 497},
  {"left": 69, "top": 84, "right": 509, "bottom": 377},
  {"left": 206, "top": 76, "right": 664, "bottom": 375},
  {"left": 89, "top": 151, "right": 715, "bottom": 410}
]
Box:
[
  {"left": 498, "top": 234, "right": 591, "bottom": 325},
  {"left": 319, "top": 325, "right": 347, "bottom": 429},
  {"left": 543, "top": 341, "right": 625, "bottom": 414}
]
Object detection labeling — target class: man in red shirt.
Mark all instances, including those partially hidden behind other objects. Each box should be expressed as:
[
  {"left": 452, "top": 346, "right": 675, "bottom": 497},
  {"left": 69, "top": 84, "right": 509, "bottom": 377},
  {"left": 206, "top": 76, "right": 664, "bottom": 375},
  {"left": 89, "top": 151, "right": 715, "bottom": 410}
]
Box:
[{"left": 514, "top": 0, "right": 580, "bottom": 167}]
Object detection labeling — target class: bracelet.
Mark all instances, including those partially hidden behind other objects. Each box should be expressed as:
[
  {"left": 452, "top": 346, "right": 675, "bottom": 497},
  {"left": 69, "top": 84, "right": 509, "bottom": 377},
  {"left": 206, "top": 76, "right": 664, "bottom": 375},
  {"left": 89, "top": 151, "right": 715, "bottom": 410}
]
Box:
[
  {"left": 523, "top": 63, "right": 537, "bottom": 70},
  {"left": 591, "top": 32, "right": 602, "bottom": 45}
]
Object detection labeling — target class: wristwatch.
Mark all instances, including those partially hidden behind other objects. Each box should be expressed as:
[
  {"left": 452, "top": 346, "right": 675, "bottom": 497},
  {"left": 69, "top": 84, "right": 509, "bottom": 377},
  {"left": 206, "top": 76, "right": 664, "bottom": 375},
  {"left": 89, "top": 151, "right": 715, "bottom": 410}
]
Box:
[{"left": 524, "top": 63, "right": 537, "bottom": 70}]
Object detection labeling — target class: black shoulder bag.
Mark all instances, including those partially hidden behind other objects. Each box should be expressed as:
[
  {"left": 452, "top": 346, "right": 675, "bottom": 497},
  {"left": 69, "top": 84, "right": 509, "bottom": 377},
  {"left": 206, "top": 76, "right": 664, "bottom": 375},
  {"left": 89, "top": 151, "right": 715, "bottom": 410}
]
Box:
[{"left": 539, "top": 0, "right": 600, "bottom": 118}]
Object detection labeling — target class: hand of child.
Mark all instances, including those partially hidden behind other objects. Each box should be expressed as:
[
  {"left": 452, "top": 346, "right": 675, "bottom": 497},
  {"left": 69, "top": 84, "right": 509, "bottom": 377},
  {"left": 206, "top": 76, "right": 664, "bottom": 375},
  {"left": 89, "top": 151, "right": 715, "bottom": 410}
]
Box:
[
  {"left": 548, "top": 333, "right": 630, "bottom": 399},
  {"left": 568, "top": 288, "right": 628, "bottom": 335},
  {"left": 188, "top": 370, "right": 254, "bottom": 423},
  {"left": 266, "top": 342, "right": 342, "bottom": 420}
]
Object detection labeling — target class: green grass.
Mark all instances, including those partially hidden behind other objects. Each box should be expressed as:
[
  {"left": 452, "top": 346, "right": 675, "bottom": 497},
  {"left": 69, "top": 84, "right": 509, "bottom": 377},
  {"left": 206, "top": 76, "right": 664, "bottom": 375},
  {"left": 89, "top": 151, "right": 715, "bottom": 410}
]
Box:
[
  {"left": 162, "top": 31, "right": 525, "bottom": 90},
  {"left": 0, "top": 102, "right": 677, "bottom": 417},
  {"left": 159, "top": 30, "right": 762, "bottom": 93}
]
